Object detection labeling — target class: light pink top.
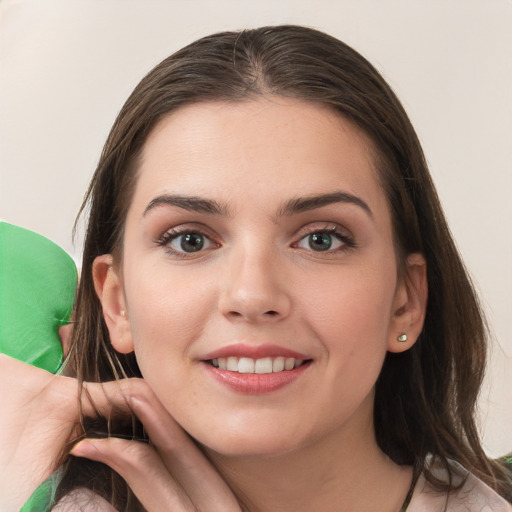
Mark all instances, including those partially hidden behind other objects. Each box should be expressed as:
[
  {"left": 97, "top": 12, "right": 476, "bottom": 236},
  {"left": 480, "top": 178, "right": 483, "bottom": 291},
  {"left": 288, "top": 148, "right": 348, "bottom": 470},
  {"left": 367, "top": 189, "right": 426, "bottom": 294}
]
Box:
[
  {"left": 53, "top": 460, "right": 512, "bottom": 511},
  {"left": 408, "top": 459, "right": 511, "bottom": 511}
]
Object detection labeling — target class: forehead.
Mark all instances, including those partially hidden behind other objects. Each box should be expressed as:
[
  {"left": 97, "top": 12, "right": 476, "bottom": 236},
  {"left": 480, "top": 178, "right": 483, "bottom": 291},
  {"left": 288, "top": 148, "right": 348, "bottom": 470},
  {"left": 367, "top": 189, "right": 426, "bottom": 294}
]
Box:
[{"left": 131, "top": 97, "right": 386, "bottom": 214}]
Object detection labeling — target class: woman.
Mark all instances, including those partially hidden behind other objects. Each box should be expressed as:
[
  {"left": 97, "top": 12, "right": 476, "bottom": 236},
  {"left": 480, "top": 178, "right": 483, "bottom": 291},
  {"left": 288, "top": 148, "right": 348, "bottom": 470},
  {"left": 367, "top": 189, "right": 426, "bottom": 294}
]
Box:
[{"left": 2, "top": 25, "right": 510, "bottom": 511}]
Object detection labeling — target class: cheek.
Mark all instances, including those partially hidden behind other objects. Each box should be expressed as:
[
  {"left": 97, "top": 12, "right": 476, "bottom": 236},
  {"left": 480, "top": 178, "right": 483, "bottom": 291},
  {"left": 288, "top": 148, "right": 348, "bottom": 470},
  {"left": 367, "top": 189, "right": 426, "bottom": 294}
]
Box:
[
  {"left": 301, "top": 265, "right": 395, "bottom": 339},
  {"left": 123, "top": 266, "right": 217, "bottom": 374},
  {"left": 300, "top": 263, "right": 396, "bottom": 384}
]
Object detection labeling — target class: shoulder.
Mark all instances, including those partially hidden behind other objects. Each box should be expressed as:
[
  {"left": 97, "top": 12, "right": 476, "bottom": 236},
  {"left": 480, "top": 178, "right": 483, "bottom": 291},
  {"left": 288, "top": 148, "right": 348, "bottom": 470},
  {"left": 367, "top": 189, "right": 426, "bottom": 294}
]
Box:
[
  {"left": 52, "top": 488, "right": 118, "bottom": 512},
  {"left": 408, "top": 458, "right": 512, "bottom": 512}
]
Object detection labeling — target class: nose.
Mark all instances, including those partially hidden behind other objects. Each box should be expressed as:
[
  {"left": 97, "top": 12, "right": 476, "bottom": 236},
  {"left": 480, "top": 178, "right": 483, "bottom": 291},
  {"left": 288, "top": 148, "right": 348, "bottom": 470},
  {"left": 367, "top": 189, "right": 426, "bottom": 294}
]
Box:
[{"left": 219, "top": 248, "right": 291, "bottom": 323}]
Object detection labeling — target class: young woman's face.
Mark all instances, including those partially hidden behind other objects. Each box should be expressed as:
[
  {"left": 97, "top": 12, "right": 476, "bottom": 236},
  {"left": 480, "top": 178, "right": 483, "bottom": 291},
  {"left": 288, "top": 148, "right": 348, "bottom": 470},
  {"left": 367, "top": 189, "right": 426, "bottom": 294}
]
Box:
[{"left": 107, "top": 97, "right": 415, "bottom": 457}]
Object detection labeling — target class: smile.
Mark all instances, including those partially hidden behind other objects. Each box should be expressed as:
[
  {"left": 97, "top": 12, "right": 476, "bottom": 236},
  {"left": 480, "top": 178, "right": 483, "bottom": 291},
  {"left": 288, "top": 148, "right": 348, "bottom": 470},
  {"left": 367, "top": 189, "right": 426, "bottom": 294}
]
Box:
[
  {"left": 210, "top": 357, "right": 305, "bottom": 374},
  {"left": 204, "top": 358, "right": 312, "bottom": 394}
]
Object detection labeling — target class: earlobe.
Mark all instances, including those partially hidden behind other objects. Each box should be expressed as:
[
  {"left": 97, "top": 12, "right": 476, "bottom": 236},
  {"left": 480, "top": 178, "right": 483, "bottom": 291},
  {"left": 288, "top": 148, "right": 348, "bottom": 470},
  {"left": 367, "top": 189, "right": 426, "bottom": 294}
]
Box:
[
  {"left": 92, "top": 255, "right": 134, "bottom": 354},
  {"left": 387, "top": 253, "right": 428, "bottom": 354}
]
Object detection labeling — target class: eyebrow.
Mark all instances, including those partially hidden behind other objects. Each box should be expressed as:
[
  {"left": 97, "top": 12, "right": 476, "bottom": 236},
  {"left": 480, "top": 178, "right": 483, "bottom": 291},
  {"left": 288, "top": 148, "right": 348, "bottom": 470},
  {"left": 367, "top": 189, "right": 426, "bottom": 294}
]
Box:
[
  {"left": 143, "top": 194, "right": 230, "bottom": 216},
  {"left": 277, "top": 191, "right": 373, "bottom": 219},
  {"left": 143, "top": 191, "right": 373, "bottom": 219}
]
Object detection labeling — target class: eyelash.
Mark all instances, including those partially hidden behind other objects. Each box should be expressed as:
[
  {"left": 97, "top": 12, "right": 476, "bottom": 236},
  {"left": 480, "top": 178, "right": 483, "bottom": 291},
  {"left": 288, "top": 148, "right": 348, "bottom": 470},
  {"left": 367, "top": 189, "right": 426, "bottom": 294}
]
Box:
[
  {"left": 294, "top": 225, "right": 356, "bottom": 254},
  {"left": 155, "top": 224, "right": 356, "bottom": 258},
  {"left": 155, "top": 227, "right": 218, "bottom": 259}
]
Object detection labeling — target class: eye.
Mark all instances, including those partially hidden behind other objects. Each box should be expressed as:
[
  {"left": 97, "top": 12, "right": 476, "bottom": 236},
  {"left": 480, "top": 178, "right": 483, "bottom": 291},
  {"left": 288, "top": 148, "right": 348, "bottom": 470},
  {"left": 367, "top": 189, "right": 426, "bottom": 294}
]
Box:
[
  {"left": 295, "top": 228, "right": 353, "bottom": 253},
  {"left": 172, "top": 232, "right": 210, "bottom": 252},
  {"left": 157, "top": 229, "right": 216, "bottom": 255}
]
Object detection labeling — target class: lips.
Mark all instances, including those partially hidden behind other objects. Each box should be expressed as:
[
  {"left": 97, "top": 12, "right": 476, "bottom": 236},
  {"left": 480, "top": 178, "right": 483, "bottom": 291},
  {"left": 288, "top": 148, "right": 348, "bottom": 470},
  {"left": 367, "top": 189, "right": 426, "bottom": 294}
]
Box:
[
  {"left": 201, "top": 343, "right": 309, "bottom": 361},
  {"left": 201, "top": 344, "right": 312, "bottom": 394}
]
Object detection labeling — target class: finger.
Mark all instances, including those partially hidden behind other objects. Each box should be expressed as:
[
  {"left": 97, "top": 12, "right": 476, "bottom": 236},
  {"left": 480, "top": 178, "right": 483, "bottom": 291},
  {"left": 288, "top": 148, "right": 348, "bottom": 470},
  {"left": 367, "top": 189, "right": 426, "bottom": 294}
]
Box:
[
  {"left": 0, "top": 356, "right": 80, "bottom": 510},
  {"left": 79, "top": 379, "right": 134, "bottom": 418},
  {"left": 112, "top": 379, "right": 242, "bottom": 511},
  {"left": 81, "top": 378, "right": 241, "bottom": 511},
  {"left": 71, "top": 438, "right": 196, "bottom": 512}
]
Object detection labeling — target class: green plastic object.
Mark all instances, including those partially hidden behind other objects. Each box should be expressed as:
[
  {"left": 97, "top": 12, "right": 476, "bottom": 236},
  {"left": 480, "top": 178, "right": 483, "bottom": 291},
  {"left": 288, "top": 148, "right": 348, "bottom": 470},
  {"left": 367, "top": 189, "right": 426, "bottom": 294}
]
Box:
[
  {"left": 19, "top": 475, "right": 58, "bottom": 512},
  {"left": 0, "top": 221, "right": 77, "bottom": 373}
]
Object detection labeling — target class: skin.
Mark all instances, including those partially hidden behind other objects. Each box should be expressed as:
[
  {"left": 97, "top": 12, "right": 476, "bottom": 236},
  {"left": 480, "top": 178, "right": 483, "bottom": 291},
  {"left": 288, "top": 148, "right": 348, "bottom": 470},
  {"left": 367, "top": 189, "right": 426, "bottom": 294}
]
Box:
[
  {"left": 90, "top": 97, "right": 428, "bottom": 511},
  {"left": 3, "top": 97, "right": 510, "bottom": 511},
  {"left": 0, "top": 354, "right": 241, "bottom": 512},
  {"left": 0, "top": 96, "right": 427, "bottom": 512}
]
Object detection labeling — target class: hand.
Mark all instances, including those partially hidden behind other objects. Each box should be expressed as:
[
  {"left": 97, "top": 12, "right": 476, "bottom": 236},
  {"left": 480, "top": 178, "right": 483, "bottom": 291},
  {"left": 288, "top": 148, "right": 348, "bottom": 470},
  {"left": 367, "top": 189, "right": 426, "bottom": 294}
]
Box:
[
  {"left": 0, "top": 354, "right": 80, "bottom": 511},
  {"left": 70, "top": 378, "right": 242, "bottom": 512},
  {"left": 0, "top": 354, "right": 241, "bottom": 511}
]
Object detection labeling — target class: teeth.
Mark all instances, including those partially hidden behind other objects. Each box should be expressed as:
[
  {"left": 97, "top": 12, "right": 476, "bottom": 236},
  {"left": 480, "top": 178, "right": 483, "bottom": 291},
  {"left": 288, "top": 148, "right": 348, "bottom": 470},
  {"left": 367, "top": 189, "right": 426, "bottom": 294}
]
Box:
[
  {"left": 255, "top": 357, "right": 273, "bottom": 374},
  {"left": 272, "top": 357, "right": 285, "bottom": 372},
  {"left": 211, "top": 356, "right": 306, "bottom": 373},
  {"left": 284, "top": 357, "right": 295, "bottom": 370},
  {"left": 227, "top": 357, "right": 238, "bottom": 371},
  {"left": 238, "top": 357, "right": 255, "bottom": 373}
]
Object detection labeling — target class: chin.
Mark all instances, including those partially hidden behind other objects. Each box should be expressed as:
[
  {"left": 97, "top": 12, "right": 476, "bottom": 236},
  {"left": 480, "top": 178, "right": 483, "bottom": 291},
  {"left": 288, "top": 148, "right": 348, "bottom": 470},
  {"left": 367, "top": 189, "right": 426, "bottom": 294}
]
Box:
[
  {"left": 188, "top": 418, "right": 320, "bottom": 460},
  {"left": 201, "top": 436, "right": 304, "bottom": 460}
]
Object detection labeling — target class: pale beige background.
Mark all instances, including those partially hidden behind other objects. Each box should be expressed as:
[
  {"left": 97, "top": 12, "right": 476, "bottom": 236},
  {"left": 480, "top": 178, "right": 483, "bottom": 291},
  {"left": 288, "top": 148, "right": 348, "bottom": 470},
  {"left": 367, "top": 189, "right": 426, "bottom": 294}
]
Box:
[{"left": 0, "top": 0, "right": 510, "bottom": 456}]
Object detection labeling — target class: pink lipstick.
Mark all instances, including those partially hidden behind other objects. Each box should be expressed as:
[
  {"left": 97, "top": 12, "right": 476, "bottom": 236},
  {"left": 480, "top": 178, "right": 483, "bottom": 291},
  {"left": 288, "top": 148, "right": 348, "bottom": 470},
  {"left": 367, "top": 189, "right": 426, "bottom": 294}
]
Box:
[{"left": 201, "top": 344, "right": 312, "bottom": 394}]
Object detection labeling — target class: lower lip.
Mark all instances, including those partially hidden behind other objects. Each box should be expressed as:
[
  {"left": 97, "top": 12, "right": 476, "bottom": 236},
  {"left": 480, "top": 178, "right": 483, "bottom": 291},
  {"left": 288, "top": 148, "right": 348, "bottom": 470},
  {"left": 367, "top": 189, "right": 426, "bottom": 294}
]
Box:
[{"left": 203, "top": 361, "right": 311, "bottom": 395}]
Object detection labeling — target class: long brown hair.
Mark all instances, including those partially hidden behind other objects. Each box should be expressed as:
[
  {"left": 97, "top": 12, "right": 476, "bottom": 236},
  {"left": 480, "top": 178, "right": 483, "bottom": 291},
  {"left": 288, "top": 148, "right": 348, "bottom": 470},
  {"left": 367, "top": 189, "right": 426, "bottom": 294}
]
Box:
[{"left": 56, "top": 25, "right": 510, "bottom": 508}]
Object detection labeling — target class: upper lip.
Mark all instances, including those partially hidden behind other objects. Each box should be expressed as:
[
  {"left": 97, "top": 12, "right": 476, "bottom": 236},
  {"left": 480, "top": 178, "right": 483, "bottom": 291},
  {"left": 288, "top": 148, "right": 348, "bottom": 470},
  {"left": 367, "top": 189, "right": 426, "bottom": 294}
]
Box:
[{"left": 201, "top": 343, "right": 311, "bottom": 361}]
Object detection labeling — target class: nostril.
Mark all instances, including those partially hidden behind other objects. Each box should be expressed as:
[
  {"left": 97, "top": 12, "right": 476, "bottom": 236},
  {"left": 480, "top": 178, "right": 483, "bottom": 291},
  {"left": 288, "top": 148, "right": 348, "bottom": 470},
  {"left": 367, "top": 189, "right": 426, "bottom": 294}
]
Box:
[{"left": 265, "top": 310, "right": 279, "bottom": 316}]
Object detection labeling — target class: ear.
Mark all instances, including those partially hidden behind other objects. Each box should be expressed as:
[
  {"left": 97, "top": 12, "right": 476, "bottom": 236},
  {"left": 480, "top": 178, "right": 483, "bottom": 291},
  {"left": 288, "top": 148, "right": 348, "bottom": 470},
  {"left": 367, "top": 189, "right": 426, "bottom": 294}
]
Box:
[
  {"left": 92, "top": 254, "right": 134, "bottom": 354},
  {"left": 387, "top": 253, "right": 428, "bottom": 353}
]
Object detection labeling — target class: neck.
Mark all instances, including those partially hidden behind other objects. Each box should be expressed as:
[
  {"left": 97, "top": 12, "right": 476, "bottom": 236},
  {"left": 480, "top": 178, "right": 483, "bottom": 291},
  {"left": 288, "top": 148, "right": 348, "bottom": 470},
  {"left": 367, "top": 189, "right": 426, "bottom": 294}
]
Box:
[{"left": 204, "top": 413, "right": 412, "bottom": 512}]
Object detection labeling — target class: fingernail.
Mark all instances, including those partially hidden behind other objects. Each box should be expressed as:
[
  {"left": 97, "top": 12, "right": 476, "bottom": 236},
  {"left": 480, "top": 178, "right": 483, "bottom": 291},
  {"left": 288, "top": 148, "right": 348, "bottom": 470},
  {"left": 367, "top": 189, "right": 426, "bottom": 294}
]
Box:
[{"left": 70, "top": 440, "right": 90, "bottom": 457}]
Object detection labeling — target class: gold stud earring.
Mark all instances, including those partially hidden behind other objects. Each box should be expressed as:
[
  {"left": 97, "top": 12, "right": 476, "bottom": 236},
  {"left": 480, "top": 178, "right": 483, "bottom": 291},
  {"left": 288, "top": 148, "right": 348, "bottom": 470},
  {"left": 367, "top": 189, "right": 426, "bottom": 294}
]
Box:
[{"left": 397, "top": 333, "right": 408, "bottom": 342}]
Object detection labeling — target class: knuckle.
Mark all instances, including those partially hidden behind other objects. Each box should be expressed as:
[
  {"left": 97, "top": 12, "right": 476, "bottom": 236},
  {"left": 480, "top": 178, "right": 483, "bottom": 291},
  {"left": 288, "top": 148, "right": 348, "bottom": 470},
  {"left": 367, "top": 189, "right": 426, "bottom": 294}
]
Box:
[
  {"left": 120, "top": 378, "right": 153, "bottom": 407},
  {"left": 110, "top": 438, "right": 155, "bottom": 470}
]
